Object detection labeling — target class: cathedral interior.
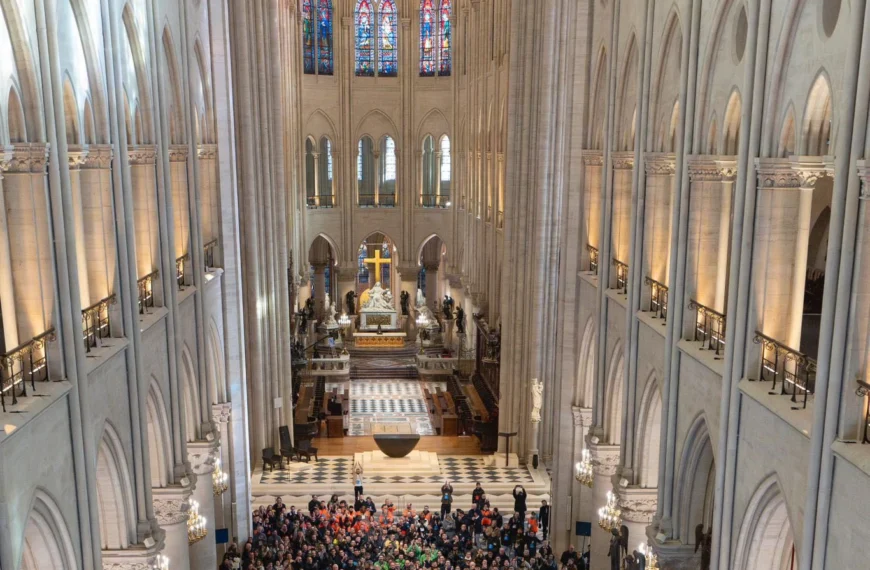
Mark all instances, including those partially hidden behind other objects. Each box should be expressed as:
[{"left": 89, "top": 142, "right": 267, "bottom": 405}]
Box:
[{"left": 0, "top": 0, "right": 868, "bottom": 569}]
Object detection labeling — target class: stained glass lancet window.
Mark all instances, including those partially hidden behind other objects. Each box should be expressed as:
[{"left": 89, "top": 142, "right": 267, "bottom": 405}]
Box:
[
  {"left": 317, "top": 0, "right": 334, "bottom": 74},
  {"left": 302, "top": 0, "right": 315, "bottom": 74},
  {"left": 355, "top": 0, "right": 375, "bottom": 76},
  {"left": 438, "top": 0, "right": 452, "bottom": 76},
  {"left": 420, "top": 0, "right": 436, "bottom": 76},
  {"left": 378, "top": 0, "right": 398, "bottom": 76}
]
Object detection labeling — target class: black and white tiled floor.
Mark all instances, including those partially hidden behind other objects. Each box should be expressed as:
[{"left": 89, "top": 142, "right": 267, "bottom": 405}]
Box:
[
  {"left": 259, "top": 456, "right": 536, "bottom": 486},
  {"left": 323, "top": 380, "right": 446, "bottom": 436}
]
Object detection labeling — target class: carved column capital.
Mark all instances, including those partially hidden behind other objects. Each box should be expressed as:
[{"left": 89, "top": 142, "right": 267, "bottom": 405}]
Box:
[
  {"left": 857, "top": 160, "right": 870, "bottom": 199},
  {"left": 197, "top": 144, "right": 218, "bottom": 160},
  {"left": 586, "top": 439, "right": 621, "bottom": 476},
  {"left": 571, "top": 406, "right": 592, "bottom": 427},
  {"left": 686, "top": 155, "right": 737, "bottom": 182},
  {"left": 581, "top": 150, "right": 604, "bottom": 166},
  {"left": 644, "top": 152, "right": 676, "bottom": 176},
  {"left": 67, "top": 145, "right": 87, "bottom": 170},
  {"left": 168, "top": 144, "right": 189, "bottom": 163},
  {"left": 611, "top": 151, "right": 635, "bottom": 170},
  {"left": 615, "top": 486, "right": 658, "bottom": 523},
  {"left": 83, "top": 144, "right": 114, "bottom": 169},
  {"left": 128, "top": 144, "right": 158, "bottom": 165},
  {"left": 188, "top": 439, "right": 221, "bottom": 476},
  {"left": 212, "top": 402, "right": 232, "bottom": 425},
  {"left": 756, "top": 157, "right": 833, "bottom": 189},
  {"left": 4, "top": 143, "right": 50, "bottom": 173},
  {"left": 152, "top": 479, "right": 194, "bottom": 526}
]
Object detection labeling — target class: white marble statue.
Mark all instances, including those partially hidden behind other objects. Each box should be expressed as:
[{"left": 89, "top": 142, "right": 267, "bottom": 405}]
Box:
[
  {"left": 416, "top": 288, "right": 426, "bottom": 308},
  {"left": 322, "top": 301, "right": 339, "bottom": 327},
  {"left": 530, "top": 378, "right": 543, "bottom": 423},
  {"left": 363, "top": 282, "right": 395, "bottom": 311}
]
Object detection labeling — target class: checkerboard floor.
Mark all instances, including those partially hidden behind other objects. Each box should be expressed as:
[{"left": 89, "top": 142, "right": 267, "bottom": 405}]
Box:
[
  {"left": 258, "top": 456, "right": 536, "bottom": 486},
  {"left": 323, "top": 380, "right": 446, "bottom": 436}
]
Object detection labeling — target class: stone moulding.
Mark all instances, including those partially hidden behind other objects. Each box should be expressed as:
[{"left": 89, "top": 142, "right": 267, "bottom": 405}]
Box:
[{"left": 687, "top": 154, "right": 737, "bottom": 182}]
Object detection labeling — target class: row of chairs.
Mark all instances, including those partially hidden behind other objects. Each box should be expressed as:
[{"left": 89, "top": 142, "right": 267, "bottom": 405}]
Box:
[{"left": 262, "top": 440, "right": 320, "bottom": 471}]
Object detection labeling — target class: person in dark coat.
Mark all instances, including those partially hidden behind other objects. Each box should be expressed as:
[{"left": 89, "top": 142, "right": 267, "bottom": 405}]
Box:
[
  {"left": 513, "top": 485, "right": 528, "bottom": 523},
  {"left": 538, "top": 500, "right": 550, "bottom": 539},
  {"left": 608, "top": 529, "right": 622, "bottom": 570},
  {"left": 441, "top": 480, "right": 455, "bottom": 518}
]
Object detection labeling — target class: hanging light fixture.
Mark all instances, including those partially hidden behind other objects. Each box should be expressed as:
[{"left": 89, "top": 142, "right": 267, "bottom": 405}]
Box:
[
  {"left": 637, "top": 542, "right": 659, "bottom": 570},
  {"left": 153, "top": 554, "right": 170, "bottom": 570},
  {"left": 187, "top": 500, "right": 207, "bottom": 544},
  {"left": 575, "top": 449, "right": 594, "bottom": 488},
  {"left": 598, "top": 490, "right": 622, "bottom": 532},
  {"left": 212, "top": 458, "right": 229, "bottom": 496}
]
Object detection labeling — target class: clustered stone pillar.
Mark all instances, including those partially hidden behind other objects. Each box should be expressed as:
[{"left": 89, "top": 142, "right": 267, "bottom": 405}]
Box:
[
  {"left": 684, "top": 157, "right": 737, "bottom": 314},
  {"left": 153, "top": 483, "right": 194, "bottom": 570},
  {"left": 0, "top": 155, "right": 19, "bottom": 349},
  {"left": 188, "top": 442, "right": 220, "bottom": 570},
  {"left": 169, "top": 145, "right": 192, "bottom": 265},
  {"left": 582, "top": 152, "right": 604, "bottom": 264},
  {"left": 129, "top": 145, "right": 160, "bottom": 278},
  {"left": 312, "top": 263, "right": 328, "bottom": 319},
  {"left": 610, "top": 153, "right": 635, "bottom": 269},
  {"left": 3, "top": 144, "right": 53, "bottom": 341},
  {"left": 425, "top": 263, "right": 439, "bottom": 312},
  {"left": 586, "top": 439, "right": 621, "bottom": 569},
  {"left": 643, "top": 154, "right": 676, "bottom": 286}
]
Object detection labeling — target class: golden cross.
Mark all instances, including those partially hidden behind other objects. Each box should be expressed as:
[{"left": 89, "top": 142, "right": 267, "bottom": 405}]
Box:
[{"left": 364, "top": 249, "right": 392, "bottom": 280}]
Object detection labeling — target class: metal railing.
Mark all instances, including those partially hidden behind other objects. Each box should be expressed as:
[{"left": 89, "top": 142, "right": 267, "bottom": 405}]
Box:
[
  {"left": 203, "top": 240, "right": 218, "bottom": 270},
  {"left": 137, "top": 270, "right": 158, "bottom": 314},
  {"left": 82, "top": 295, "right": 115, "bottom": 352},
  {"left": 645, "top": 277, "right": 669, "bottom": 321},
  {"left": 752, "top": 331, "right": 816, "bottom": 409},
  {"left": 587, "top": 245, "right": 599, "bottom": 275},
  {"left": 307, "top": 195, "right": 335, "bottom": 208},
  {"left": 688, "top": 300, "right": 726, "bottom": 357},
  {"left": 0, "top": 329, "right": 55, "bottom": 412},
  {"left": 857, "top": 380, "right": 870, "bottom": 443},
  {"left": 421, "top": 194, "right": 450, "bottom": 208},
  {"left": 176, "top": 254, "right": 189, "bottom": 289},
  {"left": 359, "top": 193, "right": 396, "bottom": 208},
  {"left": 612, "top": 259, "right": 629, "bottom": 293}
]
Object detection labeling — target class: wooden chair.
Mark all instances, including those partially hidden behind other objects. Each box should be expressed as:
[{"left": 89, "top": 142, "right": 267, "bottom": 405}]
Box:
[
  {"left": 298, "top": 440, "right": 319, "bottom": 462},
  {"left": 281, "top": 446, "right": 299, "bottom": 463},
  {"left": 262, "top": 447, "right": 282, "bottom": 471}
]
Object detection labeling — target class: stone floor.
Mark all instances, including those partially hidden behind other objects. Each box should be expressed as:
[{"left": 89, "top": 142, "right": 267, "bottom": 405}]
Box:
[{"left": 325, "top": 380, "right": 447, "bottom": 436}]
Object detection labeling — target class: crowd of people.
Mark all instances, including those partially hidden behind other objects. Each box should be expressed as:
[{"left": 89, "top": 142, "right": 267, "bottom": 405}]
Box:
[{"left": 219, "top": 483, "right": 592, "bottom": 570}]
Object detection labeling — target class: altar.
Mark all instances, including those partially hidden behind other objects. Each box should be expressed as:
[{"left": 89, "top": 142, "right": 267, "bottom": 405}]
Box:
[
  {"left": 354, "top": 331, "right": 407, "bottom": 348},
  {"left": 360, "top": 310, "right": 398, "bottom": 330}
]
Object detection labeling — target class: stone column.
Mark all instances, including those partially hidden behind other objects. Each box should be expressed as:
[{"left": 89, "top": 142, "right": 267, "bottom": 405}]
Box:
[
  {"left": 129, "top": 145, "right": 160, "bottom": 279},
  {"left": 335, "top": 267, "right": 358, "bottom": 316},
  {"left": 425, "top": 263, "right": 439, "bottom": 312},
  {"left": 754, "top": 158, "right": 831, "bottom": 347},
  {"left": 567, "top": 407, "right": 593, "bottom": 551},
  {"left": 169, "top": 146, "right": 192, "bottom": 264},
  {"left": 616, "top": 485, "right": 658, "bottom": 558},
  {"left": 0, "top": 157, "right": 19, "bottom": 348},
  {"left": 188, "top": 441, "right": 220, "bottom": 570},
  {"left": 312, "top": 263, "right": 327, "bottom": 319},
  {"left": 67, "top": 146, "right": 91, "bottom": 307},
  {"left": 80, "top": 146, "right": 116, "bottom": 303},
  {"left": 153, "top": 482, "right": 194, "bottom": 570},
  {"left": 397, "top": 265, "right": 418, "bottom": 335},
  {"left": 4, "top": 144, "right": 52, "bottom": 341},
  {"left": 610, "top": 152, "right": 635, "bottom": 269},
  {"left": 212, "top": 402, "right": 233, "bottom": 558},
  {"left": 685, "top": 157, "right": 737, "bottom": 315},
  {"left": 643, "top": 154, "right": 676, "bottom": 286},
  {"left": 582, "top": 152, "right": 604, "bottom": 267},
  {"left": 586, "top": 439, "right": 621, "bottom": 570}
]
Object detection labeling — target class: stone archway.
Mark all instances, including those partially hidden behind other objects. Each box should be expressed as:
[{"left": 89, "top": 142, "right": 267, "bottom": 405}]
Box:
[{"left": 734, "top": 476, "right": 796, "bottom": 570}]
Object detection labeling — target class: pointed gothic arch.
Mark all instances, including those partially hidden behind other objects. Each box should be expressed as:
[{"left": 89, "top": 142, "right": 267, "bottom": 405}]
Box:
[
  {"left": 733, "top": 475, "right": 796, "bottom": 570},
  {"left": 94, "top": 423, "right": 137, "bottom": 550},
  {"left": 675, "top": 415, "right": 716, "bottom": 545},
  {"left": 634, "top": 374, "right": 663, "bottom": 488},
  {"left": 181, "top": 345, "right": 200, "bottom": 442},
  {"left": 146, "top": 378, "right": 173, "bottom": 488},
  {"left": 19, "top": 490, "right": 78, "bottom": 570},
  {"left": 604, "top": 345, "right": 625, "bottom": 444},
  {"left": 576, "top": 317, "right": 597, "bottom": 407}
]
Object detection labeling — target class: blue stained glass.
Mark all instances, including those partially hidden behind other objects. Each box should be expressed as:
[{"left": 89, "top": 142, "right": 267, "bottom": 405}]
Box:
[
  {"left": 438, "top": 0, "right": 452, "bottom": 76},
  {"left": 358, "top": 243, "right": 369, "bottom": 282},
  {"left": 302, "top": 0, "right": 315, "bottom": 74},
  {"left": 355, "top": 0, "right": 375, "bottom": 76},
  {"left": 420, "top": 0, "right": 436, "bottom": 76},
  {"left": 317, "top": 0, "right": 334, "bottom": 75},
  {"left": 378, "top": 0, "right": 398, "bottom": 76}
]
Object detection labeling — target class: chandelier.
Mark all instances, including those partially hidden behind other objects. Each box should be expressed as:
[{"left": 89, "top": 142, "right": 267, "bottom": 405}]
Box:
[
  {"left": 187, "top": 500, "right": 207, "bottom": 544},
  {"left": 212, "top": 458, "right": 229, "bottom": 496},
  {"left": 598, "top": 490, "right": 622, "bottom": 532},
  {"left": 153, "top": 554, "right": 170, "bottom": 570},
  {"left": 637, "top": 542, "right": 659, "bottom": 570},
  {"left": 574, "top": 448, "right": 594, "bottom": 488}
]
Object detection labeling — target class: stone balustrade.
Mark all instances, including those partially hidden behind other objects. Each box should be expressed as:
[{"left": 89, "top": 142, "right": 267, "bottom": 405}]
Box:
[{"left": 416, "top": 354, "right": 458, "bottom": 375}]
